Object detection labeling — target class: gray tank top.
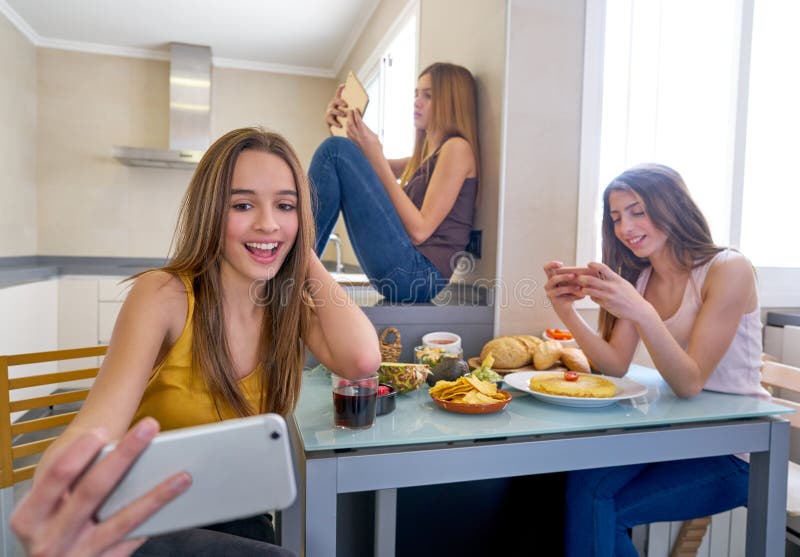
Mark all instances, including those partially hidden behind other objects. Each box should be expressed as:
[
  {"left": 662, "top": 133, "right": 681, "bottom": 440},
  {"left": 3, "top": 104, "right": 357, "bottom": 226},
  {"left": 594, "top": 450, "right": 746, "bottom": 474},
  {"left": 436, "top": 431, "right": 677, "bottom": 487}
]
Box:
[{"left": 404, "top": 138, "right": 478, "bottom": 278}]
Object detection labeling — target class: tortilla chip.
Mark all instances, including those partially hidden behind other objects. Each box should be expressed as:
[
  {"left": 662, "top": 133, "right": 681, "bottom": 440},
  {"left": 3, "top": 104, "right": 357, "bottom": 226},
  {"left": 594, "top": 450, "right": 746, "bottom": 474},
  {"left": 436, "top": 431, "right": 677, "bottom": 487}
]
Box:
[
  {"left": 464, "top": 375, "right": 497, "bottom": 396},
  {"left": 462, "top": 391, "right": 500, "bottom": 404}
]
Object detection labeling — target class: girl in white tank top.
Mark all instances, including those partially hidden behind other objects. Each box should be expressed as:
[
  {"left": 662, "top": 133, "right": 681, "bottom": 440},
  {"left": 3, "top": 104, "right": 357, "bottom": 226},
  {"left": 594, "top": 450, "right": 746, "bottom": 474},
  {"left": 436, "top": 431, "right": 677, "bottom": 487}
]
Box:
[
  {"left": 543, "top": 164, "right": 766, "bottom": 557},
  {"left": 634, "top": 249, "right": 768, "bottom": 398}
]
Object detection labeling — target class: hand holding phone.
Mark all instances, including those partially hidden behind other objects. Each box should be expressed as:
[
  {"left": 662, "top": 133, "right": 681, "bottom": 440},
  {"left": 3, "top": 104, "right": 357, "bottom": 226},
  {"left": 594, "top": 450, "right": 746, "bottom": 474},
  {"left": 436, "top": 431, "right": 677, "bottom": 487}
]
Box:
[
  {"left": 329, "top": 71, "right": 369, "bottom": 137},
  {"left": 10, "top": 418, "right": 190, "bottom": 557},
  {"left": 552, "top": 266, "right": 602, "bottom": 278}
]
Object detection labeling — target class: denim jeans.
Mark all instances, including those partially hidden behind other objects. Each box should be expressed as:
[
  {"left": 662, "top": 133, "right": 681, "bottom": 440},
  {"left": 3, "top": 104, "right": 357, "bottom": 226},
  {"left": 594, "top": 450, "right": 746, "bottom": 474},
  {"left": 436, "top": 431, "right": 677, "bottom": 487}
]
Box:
[
  {"left": 564, "top": 455, "right": 749, "bottom": 557},
  {"left": 308, "top": 136, "right": 447, "bottom": 303}
]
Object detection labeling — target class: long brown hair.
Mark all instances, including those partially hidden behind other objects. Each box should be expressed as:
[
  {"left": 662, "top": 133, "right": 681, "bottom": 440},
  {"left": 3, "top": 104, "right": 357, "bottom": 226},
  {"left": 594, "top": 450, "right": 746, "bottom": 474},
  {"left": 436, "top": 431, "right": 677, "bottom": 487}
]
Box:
[
  {"left": 399, "top": 62, "right": 480, "bottom": 186},
  {"left": 161, "top": 127, "right": 314, "bottom": 416},
  {"left": 598, "top": 164, "right": 723, "bottom": 340}
]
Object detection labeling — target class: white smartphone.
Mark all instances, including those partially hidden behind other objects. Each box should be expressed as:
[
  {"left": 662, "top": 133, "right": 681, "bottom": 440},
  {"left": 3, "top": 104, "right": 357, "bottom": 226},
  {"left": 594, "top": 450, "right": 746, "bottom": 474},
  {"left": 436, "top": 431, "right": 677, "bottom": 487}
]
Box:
[{"left": 95, "top": 414, "right": 297, "bottom": 539}]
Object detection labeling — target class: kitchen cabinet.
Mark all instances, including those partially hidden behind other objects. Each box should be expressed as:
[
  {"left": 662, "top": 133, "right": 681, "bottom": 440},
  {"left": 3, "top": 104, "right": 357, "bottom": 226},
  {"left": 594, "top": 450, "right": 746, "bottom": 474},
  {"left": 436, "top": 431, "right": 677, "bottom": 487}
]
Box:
[
  {"left": 58, "top": 276, "right": 131, "bottom": 348},
  {"left": 97, "top": 278, "right": 129, "bottom": 344},
  {"left": 0, "top": 279, "right": 59, "bottom": 418}
]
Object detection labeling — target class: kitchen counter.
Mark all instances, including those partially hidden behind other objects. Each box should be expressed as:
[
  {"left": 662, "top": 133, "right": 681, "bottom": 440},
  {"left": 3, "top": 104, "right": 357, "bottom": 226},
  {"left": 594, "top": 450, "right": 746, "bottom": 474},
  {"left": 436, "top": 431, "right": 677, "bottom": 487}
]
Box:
[{"left": 0, "top": 256, "right": 166, "bottom": 288}]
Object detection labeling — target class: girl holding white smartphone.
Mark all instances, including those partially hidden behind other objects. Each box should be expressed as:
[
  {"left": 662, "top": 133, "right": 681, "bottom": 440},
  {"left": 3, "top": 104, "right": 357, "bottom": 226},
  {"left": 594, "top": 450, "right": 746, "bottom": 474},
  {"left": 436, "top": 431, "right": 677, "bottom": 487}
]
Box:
[{"left": 12, "top": 128, "right": 381, "bottom": 556}]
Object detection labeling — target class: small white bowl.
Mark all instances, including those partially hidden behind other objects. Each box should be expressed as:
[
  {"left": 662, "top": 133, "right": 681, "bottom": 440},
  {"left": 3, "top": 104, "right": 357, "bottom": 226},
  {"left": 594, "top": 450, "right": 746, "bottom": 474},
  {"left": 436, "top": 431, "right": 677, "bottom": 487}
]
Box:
[
  {"left": 542, "top": 328, "right": 578, "bottom": 348},
  {"left": 422, "top": 331, "right": 462, "bottom": 355}
]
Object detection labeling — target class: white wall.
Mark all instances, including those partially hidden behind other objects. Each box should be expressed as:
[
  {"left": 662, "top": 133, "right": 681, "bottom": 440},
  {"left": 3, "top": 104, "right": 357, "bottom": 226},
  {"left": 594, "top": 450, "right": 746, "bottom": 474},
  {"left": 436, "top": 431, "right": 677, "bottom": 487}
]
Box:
[
  {"left": 498, "top": 0, "right": 586, "bottom": 334},
  {"left": 0, "top": 14, "right": 37, "bottom": 255},
  {"left": 33, "top": 48, "right": 334, "bottom": 258}
]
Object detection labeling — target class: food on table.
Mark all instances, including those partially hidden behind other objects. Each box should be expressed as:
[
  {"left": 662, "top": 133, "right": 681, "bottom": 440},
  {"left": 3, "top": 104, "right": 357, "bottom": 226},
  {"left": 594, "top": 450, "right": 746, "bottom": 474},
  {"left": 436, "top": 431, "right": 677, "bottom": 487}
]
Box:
[
  {"left": 474, "top": 334, "right": 594, "bottom": 373},
  {"left": 513, "top": 334, "right": 543, "bottom": 352},
  {"left": 417, "top": 346, "right": 469, "bottom": 385},
  {"left": 529, "top": 371, "right": 617, "bottom": 398},
  {"left": 545, "top": 328, "right": 574, "bottom": 341},
  {"left": 429, "top": 375, "right": 508, "bottom": 404},
  {"left": 415, "top": 345, "right": 446, "bottom": 365},
  {"left": 564, "top": 371, "right": 579, "bottom": 381},
  {"left": 560, "top": 347, "right": 591, "bottom": 373},
  {"left": 468, "top": 352, "right": 502, "bottom": 383},
  {"left": 479, "top": 336, "right": 531, "bottom": 369},
  {"left": 533, "top": 340, "right": 563, "bottom": 370},
  {"left": 378, "top": 362, "right": 431, "bottom": 394},
  {"left": 378, "top": 385, "right": 392, "bottom": 396}
]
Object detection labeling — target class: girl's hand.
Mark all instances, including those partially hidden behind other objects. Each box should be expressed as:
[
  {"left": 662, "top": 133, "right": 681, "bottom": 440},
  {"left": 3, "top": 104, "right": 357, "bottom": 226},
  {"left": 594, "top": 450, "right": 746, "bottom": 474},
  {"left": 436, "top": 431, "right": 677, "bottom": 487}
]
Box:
[
  {"left": 575, "top": 262, "right": 649, "bottom": 321},
  {"left": 346, "top": 108, "right": 383, "bottom": 163},
  {"left": 11, "top": 418, "right": 191, "bottom": 557},
  {"left": 324, "top": 84, "right": 348, "bottom": 130},
  {"left": 543, "top": 260, "right": 585, "bottom": 315}
]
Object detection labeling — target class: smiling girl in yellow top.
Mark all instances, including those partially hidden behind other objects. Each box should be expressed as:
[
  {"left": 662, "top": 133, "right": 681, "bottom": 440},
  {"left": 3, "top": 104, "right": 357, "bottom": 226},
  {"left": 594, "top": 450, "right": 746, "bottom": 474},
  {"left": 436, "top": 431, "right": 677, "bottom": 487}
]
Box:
[{"left": 26, "top": 127, "right": 381, "bottom": 556}]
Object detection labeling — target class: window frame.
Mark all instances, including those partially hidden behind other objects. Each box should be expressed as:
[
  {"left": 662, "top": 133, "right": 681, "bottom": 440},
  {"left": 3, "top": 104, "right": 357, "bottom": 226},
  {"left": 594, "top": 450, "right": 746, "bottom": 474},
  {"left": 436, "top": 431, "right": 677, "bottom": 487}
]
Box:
[
  {"left": 357, "top": 0, "right": 419, "bottom": 149},
  {"left": 576, "top": 0, "right": 800, "bottom": 309}
]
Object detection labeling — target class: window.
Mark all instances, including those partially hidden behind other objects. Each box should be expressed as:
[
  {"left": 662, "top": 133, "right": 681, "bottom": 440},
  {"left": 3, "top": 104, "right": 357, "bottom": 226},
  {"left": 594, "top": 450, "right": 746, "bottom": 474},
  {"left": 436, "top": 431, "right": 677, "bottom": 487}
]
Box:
[
  {"left": 360, "top": 2, "right": 418, "bottom": 159},
  {"left": 579, "top": 0, "right": 800, "bottom": 307}
]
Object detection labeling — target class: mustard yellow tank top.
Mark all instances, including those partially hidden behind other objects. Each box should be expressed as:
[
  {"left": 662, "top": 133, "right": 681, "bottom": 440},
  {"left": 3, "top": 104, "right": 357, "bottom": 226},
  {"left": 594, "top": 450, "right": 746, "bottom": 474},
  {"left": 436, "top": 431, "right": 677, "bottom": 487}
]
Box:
[{"left": 132, "top": 274, "right": 263, "bottom": 431}]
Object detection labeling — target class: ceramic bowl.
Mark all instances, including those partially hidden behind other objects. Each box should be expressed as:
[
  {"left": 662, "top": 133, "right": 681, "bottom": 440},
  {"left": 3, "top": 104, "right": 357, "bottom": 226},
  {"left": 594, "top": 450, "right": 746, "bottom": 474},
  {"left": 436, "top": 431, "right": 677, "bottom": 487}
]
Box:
[
  {"left": 421, "top": 331, "right": 462, "bottom": 355},
  {"left": 376, "top": 384, "right": 397, "bottom": 416},
  {"left": 430, "top": 390, "right": 512, "bottom": 414}
]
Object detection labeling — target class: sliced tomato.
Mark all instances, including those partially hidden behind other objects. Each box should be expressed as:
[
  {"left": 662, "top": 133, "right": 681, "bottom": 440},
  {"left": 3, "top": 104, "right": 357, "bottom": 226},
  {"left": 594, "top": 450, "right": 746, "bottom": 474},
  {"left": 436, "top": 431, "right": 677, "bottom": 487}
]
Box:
[{"left": 564, "top": 371, "right": 579, "bottom": 382}]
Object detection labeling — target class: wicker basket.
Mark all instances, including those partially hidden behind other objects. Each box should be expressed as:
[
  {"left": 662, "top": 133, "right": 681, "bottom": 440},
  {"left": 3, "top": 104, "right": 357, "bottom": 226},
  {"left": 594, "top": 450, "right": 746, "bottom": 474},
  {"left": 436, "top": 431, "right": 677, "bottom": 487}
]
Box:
[{"left": 379, "top": 327, "right": 402, "bottom": 363}]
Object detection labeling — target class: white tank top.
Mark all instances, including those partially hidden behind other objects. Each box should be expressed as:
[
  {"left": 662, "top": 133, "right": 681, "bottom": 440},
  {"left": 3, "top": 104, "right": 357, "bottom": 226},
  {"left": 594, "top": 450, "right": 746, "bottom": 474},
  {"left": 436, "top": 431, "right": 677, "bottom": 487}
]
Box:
[{"left": 635, "top": 249, "right": 769, "bottom": 398}]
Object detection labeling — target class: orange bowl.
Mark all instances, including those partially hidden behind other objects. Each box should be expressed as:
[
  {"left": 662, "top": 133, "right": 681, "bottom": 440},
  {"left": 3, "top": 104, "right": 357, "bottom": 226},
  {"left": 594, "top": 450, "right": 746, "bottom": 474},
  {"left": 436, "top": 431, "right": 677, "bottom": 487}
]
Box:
[{"left": 430, "top": 390, "right": 512, "bottom": 414}]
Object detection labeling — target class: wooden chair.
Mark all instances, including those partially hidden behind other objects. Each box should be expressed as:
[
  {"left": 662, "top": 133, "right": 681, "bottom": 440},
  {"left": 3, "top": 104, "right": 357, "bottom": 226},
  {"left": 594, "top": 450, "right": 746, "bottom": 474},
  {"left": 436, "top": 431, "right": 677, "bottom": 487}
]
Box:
[
  {"left": 0, "top": 345, "right": 107, "bottom": 557},
  {"left": 670, "top": 360, "right": 800, "bottom": 556},
  {"left": 759, "top": 361, "right": 800, "bottom": 518}
]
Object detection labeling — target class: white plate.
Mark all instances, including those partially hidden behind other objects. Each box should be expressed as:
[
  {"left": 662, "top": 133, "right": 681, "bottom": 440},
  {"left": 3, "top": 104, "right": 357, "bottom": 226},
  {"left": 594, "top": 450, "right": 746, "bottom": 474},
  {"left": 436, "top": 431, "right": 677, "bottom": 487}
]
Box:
[{"left": 503, "top": 371, "right": 649, "bottom": 407}]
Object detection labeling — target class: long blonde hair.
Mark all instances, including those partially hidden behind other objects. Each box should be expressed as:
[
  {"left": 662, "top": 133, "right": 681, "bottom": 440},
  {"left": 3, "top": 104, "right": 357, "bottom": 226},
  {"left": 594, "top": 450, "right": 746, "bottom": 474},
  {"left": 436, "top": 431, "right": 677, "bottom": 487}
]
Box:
[
  {"left": 161, "top": 127, "right": 315, "bottom": 417},
  {"left": 598, "top": 164, "right": 723, "bottom": 340},
  {"left": 399, "top": 62, "right": 480, "bottom": 187}
]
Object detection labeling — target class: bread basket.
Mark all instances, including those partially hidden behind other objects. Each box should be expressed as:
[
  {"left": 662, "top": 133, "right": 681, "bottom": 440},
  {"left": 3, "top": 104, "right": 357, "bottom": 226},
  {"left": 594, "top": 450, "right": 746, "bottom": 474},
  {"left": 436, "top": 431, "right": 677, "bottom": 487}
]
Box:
[{"left": 379, "top": 327, "right": 402, "bottom": 363}]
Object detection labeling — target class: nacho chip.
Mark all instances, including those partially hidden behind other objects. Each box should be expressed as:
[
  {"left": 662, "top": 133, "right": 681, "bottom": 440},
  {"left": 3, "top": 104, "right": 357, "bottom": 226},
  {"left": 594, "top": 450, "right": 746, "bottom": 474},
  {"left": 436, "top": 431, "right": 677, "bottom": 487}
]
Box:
[
  {"left": 464, "top": 375, "right": 498, "bottom": 396},
  {"left": 462, "top": 390, "right": 500, "bottom": 404}
]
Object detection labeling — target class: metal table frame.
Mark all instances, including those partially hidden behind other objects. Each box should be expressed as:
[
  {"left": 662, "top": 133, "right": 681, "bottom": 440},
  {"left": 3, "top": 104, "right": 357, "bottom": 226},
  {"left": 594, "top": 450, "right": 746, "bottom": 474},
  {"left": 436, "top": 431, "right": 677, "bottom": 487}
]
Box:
[{"left": 279, "top": 416, "right": 789, "bottom": 557}]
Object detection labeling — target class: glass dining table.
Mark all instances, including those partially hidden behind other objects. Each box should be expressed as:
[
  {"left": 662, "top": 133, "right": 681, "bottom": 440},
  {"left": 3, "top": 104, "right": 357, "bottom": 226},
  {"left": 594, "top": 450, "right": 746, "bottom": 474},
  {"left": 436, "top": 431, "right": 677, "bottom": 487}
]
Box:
[{"left": 278, "top": 365, "right": 792, "bottom": 557}]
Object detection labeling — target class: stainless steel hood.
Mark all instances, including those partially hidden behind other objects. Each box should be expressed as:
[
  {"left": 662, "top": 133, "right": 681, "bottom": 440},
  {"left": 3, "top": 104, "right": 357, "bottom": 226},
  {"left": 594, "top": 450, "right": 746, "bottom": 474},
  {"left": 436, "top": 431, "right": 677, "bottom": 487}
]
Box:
[{"left": 113, "top": 43, "right": 211, "bottom": 169}]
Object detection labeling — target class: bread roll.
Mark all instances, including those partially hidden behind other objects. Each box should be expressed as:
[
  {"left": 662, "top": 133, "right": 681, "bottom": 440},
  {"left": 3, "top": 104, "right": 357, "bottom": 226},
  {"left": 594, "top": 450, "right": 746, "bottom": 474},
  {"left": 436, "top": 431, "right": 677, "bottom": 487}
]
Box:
[
  {"left": 561, "top": 347, "right": 591, "bottom": 373},
  {"left": 513, "top": 335, "right": 543, "bottom": 352},
  {"left": 480, "top": 336, "right": 531, "bottom": 368},
  {"left": 533, "top": 340, "right": 563, "bottom": 370}
]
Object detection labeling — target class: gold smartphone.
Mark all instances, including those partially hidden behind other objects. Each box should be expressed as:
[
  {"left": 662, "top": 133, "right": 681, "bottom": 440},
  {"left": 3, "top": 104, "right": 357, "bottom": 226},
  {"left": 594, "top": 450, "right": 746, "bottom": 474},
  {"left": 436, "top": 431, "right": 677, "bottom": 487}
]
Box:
[{"left": 330, "top": 71, "right": 369, "bottom": 137}]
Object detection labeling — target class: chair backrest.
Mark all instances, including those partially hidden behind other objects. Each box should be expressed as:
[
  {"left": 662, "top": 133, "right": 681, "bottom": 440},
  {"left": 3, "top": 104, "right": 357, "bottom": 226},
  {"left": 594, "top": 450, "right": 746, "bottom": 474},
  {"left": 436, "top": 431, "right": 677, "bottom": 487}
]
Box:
[
  {"left": 0, "top": 345, "right": 107, "bottom": 489},
  {"left": 761, "top": 361, "right": 800, "bottom": 429}
]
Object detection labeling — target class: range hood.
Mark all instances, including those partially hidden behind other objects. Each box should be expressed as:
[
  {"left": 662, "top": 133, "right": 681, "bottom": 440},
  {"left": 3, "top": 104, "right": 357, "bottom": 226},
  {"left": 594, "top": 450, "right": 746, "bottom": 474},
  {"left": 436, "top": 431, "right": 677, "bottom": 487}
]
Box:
[{"left": 113, "top": 43, "right": 211, "bottom": 169}]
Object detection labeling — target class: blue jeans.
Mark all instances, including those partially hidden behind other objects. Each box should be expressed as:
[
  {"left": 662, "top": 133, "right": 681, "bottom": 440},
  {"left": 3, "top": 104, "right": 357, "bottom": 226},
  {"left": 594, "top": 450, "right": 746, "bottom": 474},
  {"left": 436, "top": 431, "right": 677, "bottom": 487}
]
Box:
[
  {"left": 565, "top": 455, "right": 749, "bottom": 557},
  {"left": 308, "top": 136, "right": 447, "bottom": 303}
]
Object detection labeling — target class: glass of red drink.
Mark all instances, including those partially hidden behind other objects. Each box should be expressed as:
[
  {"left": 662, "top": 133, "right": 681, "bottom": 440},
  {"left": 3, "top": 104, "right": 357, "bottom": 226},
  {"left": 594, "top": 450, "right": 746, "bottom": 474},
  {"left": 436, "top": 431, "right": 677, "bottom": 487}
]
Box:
[{"left": 331, "top": 373, "right": 379, "bottom": 429}]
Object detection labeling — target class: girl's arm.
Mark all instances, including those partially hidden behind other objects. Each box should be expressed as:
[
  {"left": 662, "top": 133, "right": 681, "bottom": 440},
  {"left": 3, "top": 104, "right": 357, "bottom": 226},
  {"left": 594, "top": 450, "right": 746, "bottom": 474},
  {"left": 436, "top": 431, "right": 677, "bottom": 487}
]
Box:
[
  {"left": 36, "top": 271, "right": 187, "bottom": 477},
  {"left": 577, "top": 256, "right": 756, "bottom": 397},
  {"left": 303, "top": 253, "right": 381, "bottom": 378},
  {"left": 542, "top": 261, "right": 640, "bottom": 376},
  {"left": 346, "top": 110, "right": 475, "bottom": 244},
  {"left": 388, "top": 157, "right": 410, "bottom": 179}
]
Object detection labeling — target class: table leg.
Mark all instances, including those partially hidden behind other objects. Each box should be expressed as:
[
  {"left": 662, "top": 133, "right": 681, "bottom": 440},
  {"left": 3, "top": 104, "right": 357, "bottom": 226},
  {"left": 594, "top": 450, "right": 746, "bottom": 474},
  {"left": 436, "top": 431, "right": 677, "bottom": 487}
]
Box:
[
  {"left": 306, "top": 458, "right": 338, "bottom": 557},
  {"left": 374, "top": 488, "right": 397, "bottom": 557},
  {"left": 746, "top": 418, "right": 789, "bottom": 557}
]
